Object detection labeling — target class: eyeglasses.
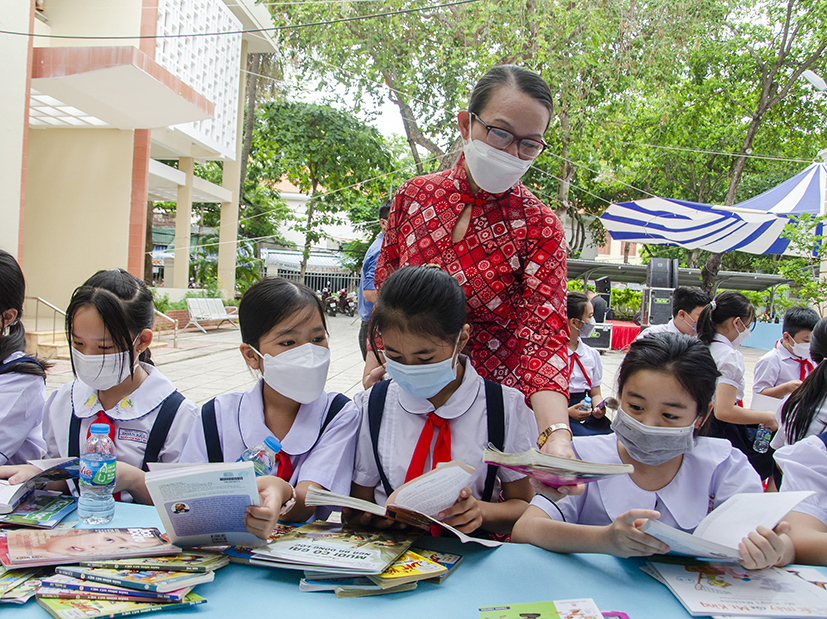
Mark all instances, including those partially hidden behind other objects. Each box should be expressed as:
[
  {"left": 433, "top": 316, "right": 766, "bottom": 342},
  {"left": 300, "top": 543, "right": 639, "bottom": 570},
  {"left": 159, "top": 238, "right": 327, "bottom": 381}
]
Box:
[{"left": 469, "top": 112, "right": 548, "bottom": 160}]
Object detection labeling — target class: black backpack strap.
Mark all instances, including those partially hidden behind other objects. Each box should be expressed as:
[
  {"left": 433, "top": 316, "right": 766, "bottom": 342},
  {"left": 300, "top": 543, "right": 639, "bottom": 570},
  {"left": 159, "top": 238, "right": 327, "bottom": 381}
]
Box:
[
  {"left": 322, "top": 393, "right": 350, "bottom": 435},
  {"left": 818, "top": 431, "right": 827, "bottom": 450},
  {"left": 482, "top": 379, "right": 505, "bottom": 503},
  {"left": 201, "top": 398, "right": 223, "bottom": 463},
  {"left": 368, "top": 380, "right": 393, "bottom": 497},
  {"left": 68, "top": 382, "right": 82, "bottom": 458},
  {"left": 140, "top": 391, "right": 185, "bottom": 472},
  {"left": 0, "top": 356, "right": 44, "bottom": 375}
]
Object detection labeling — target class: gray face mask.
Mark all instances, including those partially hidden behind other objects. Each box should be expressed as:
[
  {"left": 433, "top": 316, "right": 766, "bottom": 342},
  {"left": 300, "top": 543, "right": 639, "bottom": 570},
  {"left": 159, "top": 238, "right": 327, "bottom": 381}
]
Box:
[
  {"left": 611, "top": 407, "right": 696, "bottom": 466},
  {"left": 579, "top": 318, "right": 596, "bottom": 338}
]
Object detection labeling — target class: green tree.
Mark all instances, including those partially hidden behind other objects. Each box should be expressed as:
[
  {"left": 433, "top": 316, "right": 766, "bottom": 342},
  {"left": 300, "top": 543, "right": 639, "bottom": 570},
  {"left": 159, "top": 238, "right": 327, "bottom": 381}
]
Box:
[{"left": 779, "top": 214, "right": 827, "bottom": 314}]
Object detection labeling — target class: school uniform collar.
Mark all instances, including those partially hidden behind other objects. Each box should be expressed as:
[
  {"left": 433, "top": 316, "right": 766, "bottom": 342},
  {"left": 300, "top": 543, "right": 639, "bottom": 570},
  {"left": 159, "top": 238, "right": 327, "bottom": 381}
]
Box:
[
  {"left": 574, "top": 434, "right": 729, "bottom": 532},
  {"left": 71, "top": 363, "right": 176, "bottom": 421},
  {"left": 395, "top": 355, "right": 482, "bottom": 420},
  {"left": 571, "top": 338, "right": 588, "bottom": 356},
  {"left": 712, "top": 333, "right": 734, "bottom": 348},
  {"left": 774, "top": 340, "right": 806, "bottom": 361},
  {"left": 237, "top": 379, "right": 328, "bottom": 457},
  {"left": 666, "top": 319, "right": 681, "bottom": 334}
]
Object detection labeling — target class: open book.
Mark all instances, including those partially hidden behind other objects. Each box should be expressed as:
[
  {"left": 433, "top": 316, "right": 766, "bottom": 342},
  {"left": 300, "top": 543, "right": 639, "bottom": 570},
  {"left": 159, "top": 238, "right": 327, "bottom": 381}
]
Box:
[
  {"left": 640, "top": 490, "right": 814, "bottom": 560},
  {"left": 144, "top": 461, "right": 262, "bottom": 548},
  {"left": 0, "top": 458, "right": 78, "bottom": 514},
  {"left": 304, "top": 461, "right": 500, "bottom": 547},
  {"left": 483, "top": 445, "right": 634, "bottom": 487}
]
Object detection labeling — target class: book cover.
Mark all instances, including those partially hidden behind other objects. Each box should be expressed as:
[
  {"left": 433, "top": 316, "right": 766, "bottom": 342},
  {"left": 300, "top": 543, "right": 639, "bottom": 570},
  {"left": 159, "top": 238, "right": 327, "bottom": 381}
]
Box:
[
  {"left": 0, "top": 572, "right": 44, "bottom": 604},
  {"left": 2, "top": 528, "right": 180, "bottom": 568},
  {"left": 299, "top": 576, "right": 382, "bottom": 592},
  {"left": 252, "top": 521, "right": 421, "bottom": 575},
  {"left": 479, "top": 598, "right": 604, "bottom": 619},
  {"left": 38, "top": 574, "right": 192, "bottom": 602},
  {"left": 0, "top": 458, "right": 79, "bottom": 514},
  {"left": 645, "top": 561, "right": 827, "bottom": 617},
  {"left": 0, "top": 565, "right": 34, "bottom": 596},
  {"left": 410, "top": 547, "right": 463, "bottom": 584},
  {"left": 334, "top": 582, "right": 417, "bottom": 597},
  {"left": 55, "top": 565, "right": 215, "bottom": 593},
  {"left": 0, "top": 492, "right": 77, "bottom": 529},
  {"left": 80, "top": 551, "right": 228, "bottom": 573},
  {"left": 36, "top": 591, "right": 206, "bottom": 619},
  {"left": 222, "top": 523, "right": 295, "bottom": 565},
  {"left": 483, "top": 446, "right": 634, "bottom": 487},
  {"left": 367, "top": 550, "right": 447, "bottom": 588}
]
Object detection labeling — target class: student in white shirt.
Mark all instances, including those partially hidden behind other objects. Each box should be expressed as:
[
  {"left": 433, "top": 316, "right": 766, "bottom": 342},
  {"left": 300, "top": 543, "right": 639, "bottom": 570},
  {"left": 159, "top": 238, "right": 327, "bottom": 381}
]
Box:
[
  {"left": 697, "top": 291, "right": 777, "bottom": 479},
  {"left": 636, "top": 286, "right": 711, "bottom": 341},
  {"left": 775, "top": 432, "right": 827, "bottom": 565},
  {"left": 351, "top": 266, "right": 535, "bottom": 536},
  {"left": 566, "top": 292, "right": 608, "bottom": 436},
  {"left": 775, "top": 317, "right": 827, "bottom": 450},
  {"left": 755, "top": 306, "right": 818, "bottom": 402},
  {"left": 512, "top": 332, "right": 793, "bottom": 569},
  {"left": 0, "top": 249, "right": 47, "bottom": 465}
]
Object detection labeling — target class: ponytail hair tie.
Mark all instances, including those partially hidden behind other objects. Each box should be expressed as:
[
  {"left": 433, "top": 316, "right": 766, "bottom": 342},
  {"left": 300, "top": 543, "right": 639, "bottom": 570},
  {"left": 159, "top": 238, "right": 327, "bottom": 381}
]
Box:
[{"left": 709, "top": 299, "right": 717, "bottom": 311}]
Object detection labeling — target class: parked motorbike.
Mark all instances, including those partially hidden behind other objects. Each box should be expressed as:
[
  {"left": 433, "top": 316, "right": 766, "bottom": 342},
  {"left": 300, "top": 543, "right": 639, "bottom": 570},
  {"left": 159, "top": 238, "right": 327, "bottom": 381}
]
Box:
[
  {"left": 320, "top": 288, "right": 337, "bottom": 317},
  {"left": 337, "top": 288, "right": 355, "bottom": 317}
]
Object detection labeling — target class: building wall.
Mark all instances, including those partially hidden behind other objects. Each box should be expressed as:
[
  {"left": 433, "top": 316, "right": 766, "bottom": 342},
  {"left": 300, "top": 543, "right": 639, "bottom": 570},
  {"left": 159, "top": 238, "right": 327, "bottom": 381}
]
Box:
[
  {"left": 22, "top": 129, "right": 134, "bottom": 310},
  {"left": 35, "top": 0, "right": 142, "bottom": 48}
]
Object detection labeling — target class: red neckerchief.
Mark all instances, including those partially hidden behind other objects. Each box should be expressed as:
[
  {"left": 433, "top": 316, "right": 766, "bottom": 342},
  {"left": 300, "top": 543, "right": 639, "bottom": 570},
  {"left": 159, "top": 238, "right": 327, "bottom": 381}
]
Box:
[{"left": 569, "top": 351, "right": 593, "bottom": 390}]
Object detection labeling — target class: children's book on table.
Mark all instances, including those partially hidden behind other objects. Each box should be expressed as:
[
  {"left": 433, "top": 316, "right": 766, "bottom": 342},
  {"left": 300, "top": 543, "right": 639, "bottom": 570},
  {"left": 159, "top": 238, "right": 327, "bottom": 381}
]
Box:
[
  {"left": 36, "top": 591, "right": 206, "bottom": 618},
  {"left": 81, "top": 551, "right": 229, "bottom": 573},
  {"left": 37, "top": 574, "right": 193, "bottom": 602},
  {"left": 54, "top": 565, "right": 215, "bottom": 593},
  {"left": 479, "top": 598, "right": 604, "bottom": 619},
  {"left": 0, "top": 491, "right": 76, "bottom": 529}
]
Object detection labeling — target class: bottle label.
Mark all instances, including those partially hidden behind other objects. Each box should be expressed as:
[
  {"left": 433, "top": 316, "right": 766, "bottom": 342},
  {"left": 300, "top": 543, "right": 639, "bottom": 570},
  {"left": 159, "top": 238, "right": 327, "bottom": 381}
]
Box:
[{"left": 80, "top": 457, "right": 116, "bottom": 486}]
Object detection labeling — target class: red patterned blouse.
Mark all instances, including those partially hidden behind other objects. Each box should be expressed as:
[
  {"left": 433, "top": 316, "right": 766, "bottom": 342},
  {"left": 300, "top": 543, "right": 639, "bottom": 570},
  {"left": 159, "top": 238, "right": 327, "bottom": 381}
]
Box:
[{"left": 375, "top": 157, "right": 569, "bottom": 400}]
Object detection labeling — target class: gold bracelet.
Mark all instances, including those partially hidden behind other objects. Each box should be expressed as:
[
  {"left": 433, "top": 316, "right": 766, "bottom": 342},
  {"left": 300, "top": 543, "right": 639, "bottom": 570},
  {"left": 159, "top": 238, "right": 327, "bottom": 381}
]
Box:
[{"left": 537, "top": 423, "right": 573, "bottom": 449}]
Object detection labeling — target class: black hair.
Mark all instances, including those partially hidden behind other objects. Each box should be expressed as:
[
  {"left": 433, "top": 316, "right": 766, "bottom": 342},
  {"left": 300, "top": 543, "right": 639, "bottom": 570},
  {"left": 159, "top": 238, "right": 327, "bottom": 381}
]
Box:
[
  {"left": 781, "top": 316, "right": 827, "bottom": 444},
  {"left": 0, "top": 250, "right": 48, "bottom": 379},
  {"left": 567, "top": 291, "right": 590, "bottom": 323},
  {"left": 369, "top": 266, "right": 465, "bottom": 355},
  {"left": 671, "top": 286, "right": 712, "bottom": 319},
  {"left": 468, "top": 65, "right": 553, "bottom": 128},
  {"left": 66, "top": 269, "right": 155, "bottom": 379},
  {"left": 782, "top": 306, "right": 819, "bottom": 338},
  {"left": 618, "top": 332, "right": 720, "bottom": 423},
  {"left": 239, "top": 277, "right": 326, "bottom": 348},
  {"left": 696, "top": 290, "right": 755, "bottom": 346},
  {"left": 378, "top": 201, "right": 391, "bottom": 221}
]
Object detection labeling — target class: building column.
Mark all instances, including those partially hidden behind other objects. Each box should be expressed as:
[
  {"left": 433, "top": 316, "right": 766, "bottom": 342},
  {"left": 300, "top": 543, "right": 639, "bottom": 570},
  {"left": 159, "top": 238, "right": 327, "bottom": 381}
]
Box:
[
  {"left": 127, "top": 129, "right": 151, "bottom": 278},
  {"left": 217, "top": 38, "right": 248, "bottom": 299},
  {"left": 173, "top": 157, "right": 193, "bottom": 288}
]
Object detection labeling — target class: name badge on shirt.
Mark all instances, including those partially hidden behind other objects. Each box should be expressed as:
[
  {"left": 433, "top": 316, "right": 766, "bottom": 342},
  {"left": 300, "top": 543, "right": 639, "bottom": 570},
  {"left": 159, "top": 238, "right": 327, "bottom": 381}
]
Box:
[{"left": 118, "top": 428, "right": 149, "bottom": 444}]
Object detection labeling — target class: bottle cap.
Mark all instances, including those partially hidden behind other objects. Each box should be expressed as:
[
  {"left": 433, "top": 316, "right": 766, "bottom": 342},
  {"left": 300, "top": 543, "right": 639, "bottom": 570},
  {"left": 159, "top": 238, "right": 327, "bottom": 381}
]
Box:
[
  {"left": 263, "top": 436, "right": 282, "bottom": 453},
  {"left": 90, "top": 423, "right": 110, "bottom": 434}
]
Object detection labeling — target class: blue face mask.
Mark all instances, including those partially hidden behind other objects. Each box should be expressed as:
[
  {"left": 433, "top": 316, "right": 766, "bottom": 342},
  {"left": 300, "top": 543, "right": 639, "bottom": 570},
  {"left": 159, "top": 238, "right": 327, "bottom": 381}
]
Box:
[{"left": 384, "top": 333, "right": 462, "bottom": 400}]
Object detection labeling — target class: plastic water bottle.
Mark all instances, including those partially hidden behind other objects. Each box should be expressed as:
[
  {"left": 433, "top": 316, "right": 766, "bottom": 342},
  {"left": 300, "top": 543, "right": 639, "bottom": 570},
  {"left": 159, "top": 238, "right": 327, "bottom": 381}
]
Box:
[
  {"left": 753, "top": 425, "right": 772, "bottom": 454},
  {"left": 237, "top": 436, "right": 282, "bottom": 476},
  {"left": 579, "top": 395, "right": 593, "bottom": 412},
  {"left": 78, "top": 423, "right": 116, "bottom": 525}
]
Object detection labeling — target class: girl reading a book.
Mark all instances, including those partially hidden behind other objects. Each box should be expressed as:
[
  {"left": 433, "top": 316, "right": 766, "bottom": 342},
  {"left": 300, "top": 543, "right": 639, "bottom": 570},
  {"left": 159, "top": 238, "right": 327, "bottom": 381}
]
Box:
[
  {"left": 350, "top": 265, "right": 535, "bottom": 536},
  {"left": 512, "top": 332, "right": 793, "bottom": 569}
]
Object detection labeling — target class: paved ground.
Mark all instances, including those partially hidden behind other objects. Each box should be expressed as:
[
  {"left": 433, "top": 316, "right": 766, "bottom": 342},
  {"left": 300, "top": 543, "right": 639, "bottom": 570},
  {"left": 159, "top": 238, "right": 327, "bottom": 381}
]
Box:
[{"left": 45, "top": 319, "right": 769, "bottom": 406}]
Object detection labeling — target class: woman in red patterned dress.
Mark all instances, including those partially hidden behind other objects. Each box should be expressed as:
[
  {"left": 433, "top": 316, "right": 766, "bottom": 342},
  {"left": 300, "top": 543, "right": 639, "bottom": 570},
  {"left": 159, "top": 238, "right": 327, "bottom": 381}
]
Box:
[{"left": 364, "top": 66, "right": 575, "bottom": 468}]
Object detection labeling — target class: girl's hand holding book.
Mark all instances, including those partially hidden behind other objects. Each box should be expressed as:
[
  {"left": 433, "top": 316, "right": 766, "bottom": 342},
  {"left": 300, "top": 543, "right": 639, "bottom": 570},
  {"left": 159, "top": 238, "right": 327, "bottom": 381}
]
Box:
[
  {"left": 738, "top": 522, "right": 791, "bottom": 570},
  {"left": 437, "top": 487, "right": 483, "bottom": 534},
  {"left": 605, "top": 509, "right": 670, "bottom": 558},
  {"left": 246, "top": 476, "right": 294, "bottom": 540},
  {"left": 0, "top": 464, "right": 40, "bottom": 485}
]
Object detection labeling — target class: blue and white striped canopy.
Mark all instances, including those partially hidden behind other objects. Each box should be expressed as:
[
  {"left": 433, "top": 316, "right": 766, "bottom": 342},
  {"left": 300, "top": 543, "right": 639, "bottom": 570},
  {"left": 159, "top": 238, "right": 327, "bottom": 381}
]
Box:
[
  {"left": 734, "top": 162, "right": 827, "bottom": 215},
  {"left": 600, "top": 197, "right": 791, "bottom": 255}
]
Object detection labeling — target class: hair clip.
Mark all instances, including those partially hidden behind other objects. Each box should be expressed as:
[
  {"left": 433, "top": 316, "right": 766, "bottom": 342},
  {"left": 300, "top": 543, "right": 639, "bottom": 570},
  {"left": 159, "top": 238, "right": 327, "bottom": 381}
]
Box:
[
  {"left": 709, "top": 299, "right": 717, "bottom": 310},
  {"left": 423, "top": 263, "right": 443, "bottom": 270}
]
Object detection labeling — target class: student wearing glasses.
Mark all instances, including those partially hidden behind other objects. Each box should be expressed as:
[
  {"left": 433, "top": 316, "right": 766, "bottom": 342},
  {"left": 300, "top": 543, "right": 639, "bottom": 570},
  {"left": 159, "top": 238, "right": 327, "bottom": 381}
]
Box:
[{"left": 365, "top": 66, "right": 574, "bottom": 472}]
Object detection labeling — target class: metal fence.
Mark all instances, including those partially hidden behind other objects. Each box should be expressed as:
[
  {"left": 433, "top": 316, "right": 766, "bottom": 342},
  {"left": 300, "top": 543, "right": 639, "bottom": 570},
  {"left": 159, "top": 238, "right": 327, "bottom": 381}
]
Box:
[{"left": 272, "top": 269, "right": 361, "bottom": 295}]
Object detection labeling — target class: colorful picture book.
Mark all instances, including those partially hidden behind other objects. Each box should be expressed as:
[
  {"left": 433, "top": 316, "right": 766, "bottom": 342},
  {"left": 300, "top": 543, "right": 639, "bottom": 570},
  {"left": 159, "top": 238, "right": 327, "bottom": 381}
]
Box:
[
  {"left": 144, "top": 461, "right": 262, "bottom": 548},
  {"left": 222, "top": 523, "right": 295, "bottom": 565},
  {"left": 479, "top": 598, "right": 604, "bottom": 619},
  {"left": 36, "top": 591, "right": 206, "bottom": 618},
  {"left": 409, "top": 547, "right": 463, "bottom": 584},
  {"left": 367, "top": 550, "right": 447, "bottom": 588},
  {"left": 483, "top": 446, "right": 634, "bottom": 488},
  {"left": 0, "top": 572, "right": 44, "bottom": 604},
  {"left": 0, "top": 527, "right": 180, "bottom": 568},
  {"left": 640, "top": 490, "right": 814, "bottom": 560},
  {"left": 0, "top": 565, "right": 35, "bottom": 597},
  {"left": 38, "top": 574, "right": 193, "bottom": 602},
  {"left": 0, "top": 491, "right": 76, "bottom": 529},
  {"left": 0, "top": 458, "right": 78, "bottom": 514},
  {"left": 643, "top": 560, "right": 827, "bottom": 617},
  {"left": 250, "top": 521, "right": 420, "bottom": 575},
  {"left": 55, "top": 565, "right": 215, "bottom": 593},
  {"left": 81, "top": 551, "right": 228, "bottom": 573},
  {"left": 305, "top": 462, "right": 501, "bottom": 547}
]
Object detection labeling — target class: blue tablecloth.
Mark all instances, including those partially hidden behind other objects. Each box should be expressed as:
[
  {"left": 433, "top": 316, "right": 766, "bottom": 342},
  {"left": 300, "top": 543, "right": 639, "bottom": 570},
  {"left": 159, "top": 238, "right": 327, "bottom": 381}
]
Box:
[{"left": 7, "top": 504, "right": 822, "bottom": 619}]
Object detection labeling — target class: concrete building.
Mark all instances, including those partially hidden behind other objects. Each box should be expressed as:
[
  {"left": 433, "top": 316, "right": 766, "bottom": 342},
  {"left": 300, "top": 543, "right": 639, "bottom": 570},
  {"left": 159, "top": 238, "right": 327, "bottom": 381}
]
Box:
[{"left": 1, "top": 0, "right": 277, "bottom": 313}]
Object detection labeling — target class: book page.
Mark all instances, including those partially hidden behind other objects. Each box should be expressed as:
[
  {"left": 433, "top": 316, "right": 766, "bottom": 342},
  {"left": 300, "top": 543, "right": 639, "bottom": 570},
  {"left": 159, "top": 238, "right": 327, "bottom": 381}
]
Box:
[
  {"left": 640, "top": 520, "right": 740, "bottom": 560},
  {"left": 694, "top": 491, "right": 814, "bottom": 548},
  {"left": 750, "top": 392, "right": 784, "bottom": 413},
  {"left": 388, "top": 461, "right": 474, "bottom": 517}
]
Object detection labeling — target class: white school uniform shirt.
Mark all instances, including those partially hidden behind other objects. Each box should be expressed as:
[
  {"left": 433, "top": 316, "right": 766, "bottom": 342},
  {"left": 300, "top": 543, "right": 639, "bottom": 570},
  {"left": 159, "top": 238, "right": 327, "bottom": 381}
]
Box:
[
  {"left": 775, "top": 435, "right": 827, "bottom": 526},
  {"left": 0, "top": 351, "right": 47, "bottom": 465},
  {"left": 753, "top": 343, "right": 813, "bottom": 394},
  {"left": 178, "top": 379, "right": 361, "bottom": 522},
  {"left": 635, "top": 319, "right": 681, "bottom": 342},
  {"left": 42, "top": 363, "right": 199, "bottom": 468},
  {"left": 772, "top": 400, "right": 827, "bottom": 450},
  {"left": 568, "top": 338, "right": 603, "bottom": 393},
  {"left": 530, "top": 434, "right": 761, "bottom": 532},
  {"left": 352, "top": 356, "right": 536, "bottom": 507},
  {"left": 708, "top": 333, "right": 745, "bottom": 402}
]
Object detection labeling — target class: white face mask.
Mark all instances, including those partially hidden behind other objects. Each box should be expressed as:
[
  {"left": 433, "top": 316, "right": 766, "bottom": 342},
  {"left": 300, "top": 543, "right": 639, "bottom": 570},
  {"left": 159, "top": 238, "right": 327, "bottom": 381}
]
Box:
[
  {"left": 678, "top": 314, "right": 698, "bottom": 337},
  {"left": 611, "top": 407, "right": 696, "bottom": 466},
  {"left": 72, "top": 344, "right": 137, "bottom": 392},
  {"left": 384, "top": 333, "right": 461, "bottom": 400},
  {"left": 253, "top": 343, "right": 330, "bottom": 404},
  {"left": 462, "top": 137, "right": 532, "bottom": 194},
  {"left": 733, "top": 321, "right": 751, "bottom": 347},
  {"left": 791, "top": 340, "right": 810, "bottom": 359}
]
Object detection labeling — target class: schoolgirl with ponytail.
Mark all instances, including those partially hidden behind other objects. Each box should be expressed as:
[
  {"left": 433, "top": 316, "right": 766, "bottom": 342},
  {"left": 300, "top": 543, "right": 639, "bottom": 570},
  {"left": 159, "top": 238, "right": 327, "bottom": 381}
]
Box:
[
  {"left": 0, "top": 250, "right": 48, "bottom": 464},
  {"left": 697, "top": 290, "right": 777, "bottom": 479}
]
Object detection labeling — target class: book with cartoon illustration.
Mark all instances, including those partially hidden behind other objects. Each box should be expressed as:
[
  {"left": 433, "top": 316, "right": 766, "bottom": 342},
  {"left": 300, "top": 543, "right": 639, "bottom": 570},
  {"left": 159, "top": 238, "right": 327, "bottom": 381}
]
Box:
[
  {"left": 55, "top": 565, "right": 214, "bottom": 592},
  {"left": 367, "top": 550, "right": 447, "bottom": 588},
  {"left": 478, "top": 598, "right": 604, "bottom": 619},
  {"left": 222, "top": 523, "right": 295, "bottom": 565},
  {"left": 37, "top": 573, "right": 192, "bottom": 602},
  {"left": 36, "top": 591, "right": 206, "bottom": 619},
  {"left": 409, "top": 547, "right": 463, "bottom": 584},
  {"left": 81, "top": 551, "right": 228, "bottom": 573},
  {"left": 0, "top": 491, "right": 76, "bottom": 529},
  {"left": 644, "top": 561, "right": 827, "bottom": 617},
  {"left": 0, "top": 458, "right": 78, "bottom": 514}
]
